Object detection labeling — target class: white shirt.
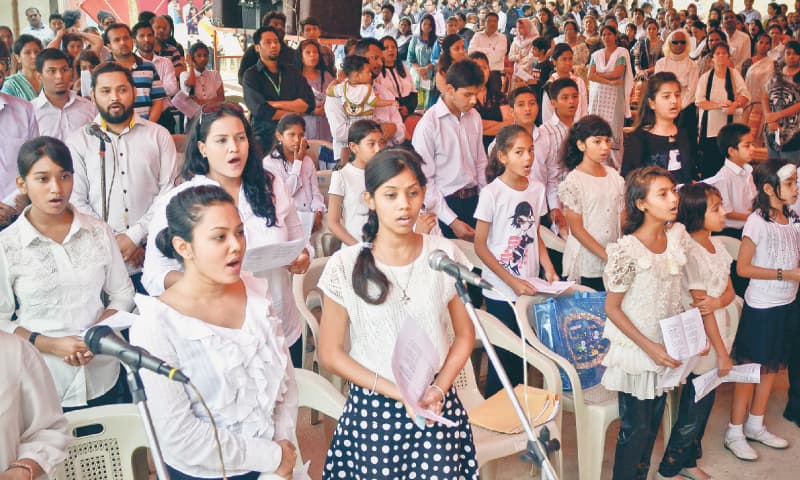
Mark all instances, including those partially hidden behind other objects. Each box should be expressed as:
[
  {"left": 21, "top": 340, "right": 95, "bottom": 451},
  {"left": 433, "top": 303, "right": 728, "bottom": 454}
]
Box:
[
  {"left": 21, "top": 24, "right": 54, "bottom": 44},
  {"left": 179, "top": 68, "right": 223, "bottom": 102},
  {"left": 67, "top": 115, "right": 178, "bottom": 246},
  {"left": 726, "top": 29, "right": 752, "bottom": 71},
  {"left": 375, "top": 66, "right": 417, "bottom": 99},
  {"left": 0, "top": 332, "right": 69, "bottom": 477},
  {"left": 130, "top": 274, "right": 297, "bottom": 478},
  {"left": 263, "top": 151, "right": 326, "bottom": 215},
  {"left": 142, "top": 175, "right": 307, "bottom": 345},
  {"left": 0, "top": 207, "right": 135, "bottom": 406},
  {"left": 328, "top": 163, "right": 368, "bottom": 241},
  {"left": 704, "top": 160, "right": 757, "bottom": 229},
  {"left": 695, "top": 68, "right": 750, "bottom": 138},
  {"left": 532, "top": 115, "right": 570, "bottom": 210},
  {"left": 468, "top": 31, "right": 508, "bottom": 71},
  {"left": 377, "top": 22, "right": 400, "bottom": 39},
  {"left": 655, "top": 56, "right": 699, "bottom": 107},
  {"left": 412, "top": 98, "right": 488, "bottom": 225},
  {"left": 541, "top": 72, "right": 589, "bottom": 125},
  {"left": 31, "top": 90, "right": 97, "bottom": 142},
  {"left": 742, "top": 212, "right": 800, "bottom": 308},
  {"left": 0, "top": 93, "right": 39, "bottom": 203},
  {"left": 474, "top": 178, "right": 547, "bottom": 301}
]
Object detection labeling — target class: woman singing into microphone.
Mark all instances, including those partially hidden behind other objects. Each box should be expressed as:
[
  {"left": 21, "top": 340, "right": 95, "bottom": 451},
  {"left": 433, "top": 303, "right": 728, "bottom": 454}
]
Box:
[
  {"left": 318, "top": 148, "right": 478, "bottom": 479},
  {"left": 130, "top": 185, "right": 298, "bottom": 480}
]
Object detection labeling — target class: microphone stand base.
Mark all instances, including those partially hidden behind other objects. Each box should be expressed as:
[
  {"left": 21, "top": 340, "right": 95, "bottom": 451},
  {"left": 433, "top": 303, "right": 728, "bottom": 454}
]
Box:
[{"left": 125, "top": 366, "right": 171, "bottom": 480}]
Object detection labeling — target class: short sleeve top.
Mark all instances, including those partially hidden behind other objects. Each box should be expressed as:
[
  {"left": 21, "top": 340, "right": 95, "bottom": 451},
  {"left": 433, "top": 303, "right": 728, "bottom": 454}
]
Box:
[
  {"left": 328, "top": 163, "right": 369, "bottom": 240},
  {"left": 742, "top": 211, "right": 800, "bottom": 308}
]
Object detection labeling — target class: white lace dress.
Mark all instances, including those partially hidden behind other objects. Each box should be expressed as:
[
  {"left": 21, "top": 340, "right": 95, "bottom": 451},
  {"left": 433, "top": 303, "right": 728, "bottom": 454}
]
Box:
[
  {"left": 558, "top": 166, "right": 625, "bottom": 281},
  {"left": 601, "top": 223, "right": 692, "bottom": 400}
]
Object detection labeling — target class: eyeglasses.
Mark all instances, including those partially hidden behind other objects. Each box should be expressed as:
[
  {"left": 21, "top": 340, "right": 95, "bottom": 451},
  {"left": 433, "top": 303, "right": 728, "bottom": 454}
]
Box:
[
  {"left": 197, "top": 102, "right": 245, "bottom": 129},
  {"left": 671, "top": 40, "right": 687, "bottom": 45}
]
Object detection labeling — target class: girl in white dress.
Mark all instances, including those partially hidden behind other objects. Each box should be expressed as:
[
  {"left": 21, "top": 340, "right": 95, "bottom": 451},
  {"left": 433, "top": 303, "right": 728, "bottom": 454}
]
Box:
[
  {"left": 558, "top": 115, "right": 625, "bottom": 291},
  {"left": 318, "top": 148, "right": 478, "bottom": 479},
  {"left": 657, "top": 183, "right": 736, "bottom": 480},
  {"left": 602, "top": 166, "right": 693, "bottom": 479}
]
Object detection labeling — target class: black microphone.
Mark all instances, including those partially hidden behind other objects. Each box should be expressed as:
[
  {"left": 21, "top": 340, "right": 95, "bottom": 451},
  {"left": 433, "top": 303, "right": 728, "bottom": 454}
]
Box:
[
  {"left": 84, "top": 325, "right": 190, "bottom": 384},
  {"left": 85, "top": 122, "right": 112, "bottom": 143},
  {"left": 428, "top": 249, "right": 494, "bottom": 290}
]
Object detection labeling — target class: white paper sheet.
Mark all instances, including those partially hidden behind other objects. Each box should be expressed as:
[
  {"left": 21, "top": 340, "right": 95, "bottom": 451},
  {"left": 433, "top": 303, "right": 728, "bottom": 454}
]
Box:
[
  {"left": 657, "top": 356, "right": 700, "bottom": 390},
  {"left": 298, "top": 211, "right": 316, "bottom": 240},
  {"left": 527, "top": 277, "right": 575, "bottom": 295},
  {"left": 660, "top": 308, "right": 707, "bottom": 360},
  {"left": 172, "top": 90, "right": 202, "bottom": 118},
  {"left": 81, "top": 311, "right": 139, "bottom": 335},
  {"left": 242, "top": 238, "right": 306, "bottom": 273},
  {"left": 392, "top": 314, "right": 457, "bottom": 427},
  {"left": 692, "top": 363, "right": 761, "bottom": 403}
]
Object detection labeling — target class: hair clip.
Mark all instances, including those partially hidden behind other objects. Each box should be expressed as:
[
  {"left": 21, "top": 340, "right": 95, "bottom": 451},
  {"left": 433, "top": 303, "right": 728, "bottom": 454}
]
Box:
[
  {"left": 777, "top": 163, "right": 797, "bottom": 181},
  {"left": 360, "top": 242, "right": 373, "bottom": 250}
]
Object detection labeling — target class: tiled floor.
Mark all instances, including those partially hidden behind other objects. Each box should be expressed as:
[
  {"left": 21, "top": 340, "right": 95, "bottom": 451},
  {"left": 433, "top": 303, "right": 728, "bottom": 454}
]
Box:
[{"left": 296, "top": 369, "right": 800, "bottom": 479}]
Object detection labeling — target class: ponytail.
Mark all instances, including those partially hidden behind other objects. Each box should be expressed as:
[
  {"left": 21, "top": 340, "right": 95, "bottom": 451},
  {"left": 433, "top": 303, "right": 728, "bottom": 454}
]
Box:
[{"left": 352, "top": 210, "right": 391, "bottom": 304}]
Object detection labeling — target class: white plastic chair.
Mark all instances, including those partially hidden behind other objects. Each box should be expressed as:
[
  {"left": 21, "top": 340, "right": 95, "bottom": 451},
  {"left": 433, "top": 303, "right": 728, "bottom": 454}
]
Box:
[
  {"left": 452, "top": 309, "right": 563, "bottom": 480},
  {"left": 54, "top": 404, "right": 149, "bottom": 480},
  {"left": 293, "top": 369, "right": 347, "bottom": 470},
  {"left": 540, "top": 227, "right": 566, "bottom": 253},
  {"left": 452, "top": 238, "right": 487, "bottom": 270},
  {"left": 716, "top": 235, "right": 741, "bottom": 261},
  {"left": 316, "top": 169, "right": 333, "bottom": 199}
]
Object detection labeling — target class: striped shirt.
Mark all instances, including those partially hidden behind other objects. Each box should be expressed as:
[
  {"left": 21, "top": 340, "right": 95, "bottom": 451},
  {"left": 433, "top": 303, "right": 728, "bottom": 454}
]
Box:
[
  {"left": 532, "top": 115, "right": 570, "bottom": 210},
  {"left": 120, "top": 55, "right": 167, "bottom": 120}
]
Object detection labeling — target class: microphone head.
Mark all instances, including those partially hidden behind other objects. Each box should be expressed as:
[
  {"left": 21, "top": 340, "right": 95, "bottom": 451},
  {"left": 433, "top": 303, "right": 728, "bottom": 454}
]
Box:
[
  {"left": 428, "top": 249, "right": 449, "bottom": 271},
  {"left": 84, "top": 325, "right": 114, "bottom": 355}
]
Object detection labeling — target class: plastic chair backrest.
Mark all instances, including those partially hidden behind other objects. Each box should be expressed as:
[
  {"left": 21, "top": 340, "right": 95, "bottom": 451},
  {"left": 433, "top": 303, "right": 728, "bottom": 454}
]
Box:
[
  {"left": 716, "top": 235, "right": 741, "bottom": 261},
  {"left": 317, "top": 169, "right": 333, "bottom": 199},
  {"left": 540, "top": 227, "right": 566, "bottom": 253},
  {"left": 452, "top": 238, "right": 487, "bottom": 271},
  {"left": 55, "top": 404, "right": 149, "bottom": 480},
  {"left": 292, "top": 257, "right": 329, "bottom": 354},
  {"left": 295, "top": 368, "right": 346, "bottom": 420}
]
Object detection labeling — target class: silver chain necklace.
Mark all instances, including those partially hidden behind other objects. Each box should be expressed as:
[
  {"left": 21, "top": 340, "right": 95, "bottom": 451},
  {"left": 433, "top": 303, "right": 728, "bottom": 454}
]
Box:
[{"left": 386, "top": 260, "right": 415, "bottom": 305}]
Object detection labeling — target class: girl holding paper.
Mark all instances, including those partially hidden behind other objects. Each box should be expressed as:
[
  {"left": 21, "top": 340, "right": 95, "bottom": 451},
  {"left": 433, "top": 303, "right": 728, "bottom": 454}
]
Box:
[
  {"left": 0, "top": 136, "right": 134, "bottom": 409},
  {"left": 602, "top": 166, "right": 693, "bottom": 480},
  {"left": 656, "top": 182, "right": 736, "bottom": 480},
  {"left": 141, "top": 103, "right": 311, "bottom": 367},
  {"left": 318, "top": 148, "right": 479, "bottom": 479}
]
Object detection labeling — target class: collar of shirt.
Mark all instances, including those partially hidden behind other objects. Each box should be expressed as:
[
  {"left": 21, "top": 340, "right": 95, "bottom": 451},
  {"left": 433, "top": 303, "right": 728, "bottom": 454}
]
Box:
[
  {"left": 724, "top": 159, "right": 753, "bottom": 176},
  {"left": 545, "top": 114, "right": 567, "bottom": 129},
  {"left": 0, "top": 93, "right": 8, "bottom": 110},
  {"left": 31, "top": 90, "right": 80, "bottom": 110},
  {"left": 431, "top": 97, "right": 469, "bottom": 120},
  {"left": 17, "top": 205, "right": 88, "bottom": 247},
  {"left": 98, "top": 113, "right": 138, "bottom": 134}
]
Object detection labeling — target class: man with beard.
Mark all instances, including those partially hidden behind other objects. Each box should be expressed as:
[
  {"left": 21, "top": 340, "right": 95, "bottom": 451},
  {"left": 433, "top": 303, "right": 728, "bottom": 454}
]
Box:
[
  {"left": 238, "top": 11, "right": 296, "bottom": 85},
  {"left": 105, "top": 23, "right": 166, "bottom": 122},
  {"left": 243, "top": 26, "right": 315, "bottom": 153},
  {"left": 31, "top": 48, "right": 96, "bottom": 141},
  {"left": 133, "top": 21, "right": 179, "bottom": 133},
  {"left": 66, "top": 62, "right": 177, "bottom": 290},
  {"left": 325, "top": 38, "right": 405, "bottom": 161}
]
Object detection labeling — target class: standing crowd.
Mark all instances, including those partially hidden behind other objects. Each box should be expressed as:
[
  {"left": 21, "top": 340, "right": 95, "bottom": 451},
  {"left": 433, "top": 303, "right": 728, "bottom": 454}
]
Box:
[{"left": 1, "top": 1, "right": 800, "bottom": 480}]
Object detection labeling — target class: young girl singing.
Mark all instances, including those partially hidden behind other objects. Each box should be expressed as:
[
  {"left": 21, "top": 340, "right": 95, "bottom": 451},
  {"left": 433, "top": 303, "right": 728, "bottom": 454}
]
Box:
[
  {"left": 658, "top": 183, "right": 736, "bottom": 480},
  {"left": 558, "top": 115, "right": 625, "bottom": 291},
  {"left": 318, "top": 148, "right": 478, "bottom": 479},
  {"left": 474, "top": 124, "right": 558, "bottom": 397},
  {"left": 603, "top": 166, "right": 692, "bottom": 479},
  {"left": 327, "top": 119, "right": 384, "bottom": 246},
  {"left": 263, "top": 114, "right": 326, "bottom": 235},
  {"left": 724, "top": 159, "right": 800, "bottom": 461}
]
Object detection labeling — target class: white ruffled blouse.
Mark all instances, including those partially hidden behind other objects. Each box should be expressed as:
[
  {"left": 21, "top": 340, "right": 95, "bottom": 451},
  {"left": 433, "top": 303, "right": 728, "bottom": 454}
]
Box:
[
  {"left": 601, "top": 223, "right": 692, "bottom": 400},
  {"left": 129, "top": 273, "right": 297, "bottom": 477}
]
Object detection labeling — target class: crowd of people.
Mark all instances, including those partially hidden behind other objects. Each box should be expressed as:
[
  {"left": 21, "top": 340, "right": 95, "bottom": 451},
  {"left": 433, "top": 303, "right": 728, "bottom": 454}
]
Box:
[{"left": 2, "top": 1, "right": 800, "bottom": 480}]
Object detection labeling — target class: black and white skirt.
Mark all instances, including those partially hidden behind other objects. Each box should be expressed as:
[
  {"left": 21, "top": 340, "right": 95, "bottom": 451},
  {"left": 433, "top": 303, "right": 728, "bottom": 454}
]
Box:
[{"left": 322, "top": 384, "right": 480, "bottom": 479}]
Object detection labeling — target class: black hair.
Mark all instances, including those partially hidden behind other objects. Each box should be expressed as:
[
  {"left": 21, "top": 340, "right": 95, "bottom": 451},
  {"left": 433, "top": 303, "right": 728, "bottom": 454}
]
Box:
[
  {"left": 18, "top": 136, "right": 74, "bottom": 177},
  {"left": 418, "top": 14, "right": 438, "bottom": 47},
  {"left": 717, "top": 123, "right": 751, "bottom": 158},
  {"left": 622, "top": 166, "right": 675, "bottom": 234},
  {"left": 262, "top": 10, "right": 287, "bottom": 27},
  {"left": 379, "top": 36, "right": 408, "bottom": 77},
  {"left": 677, "top": 182, "right": 722, "bottom": 233},
  {"left": 155, "top": 185, "right": 236, "bottom": 261},
  {"left": 547, "top": 77, "right": 579, "bottom": 100},
  {"left": 436, "top": 34, "right": 464, "bottom": 74},
  {"left": 77, "top": 49, "right": 100, "bottom": 69},
  {"left": 632, "top": 71, "right": 681, "bottom": 132},
  {"left": 336, "top": 119, "right": 383, "bottom": 168},
  {"left": 253, "top": 25, "right": 280, "bottom": 45},
  {"left": 509, "top": 85, "right": 538, "bottom": 105},
  {"left": 562, "top": 115, "right": 613, "bottom": 171},
  {"left": 35, "top": 48, "right": 69, "bottom": 73},
  {"left": 49, "top": 13, "right": 63, "bottom": 23},
  {"left": 485, "top": 11, "right": 500, "bottom": 22},
  {"left": 295, "top": 39, "right": 327, "bottom": 73},
  {"left": 353, "top": 148, "right": 427, "bottom": 304},
  {"left": 189, "top": 41, "right": 210, "bottom": 56},
  {"left": 693, "top": 20, "right": 707, "bottom": 30},
  {"left": 91, "top": 61, "right": 135, "bottom": 89},
  {"left": 752, "top": 32, "right": 772, "bottom": 56},
  {"left": 510, "top": 202, "right": 535, "bottom": 228},
  {"left": 752, "top": 158, "right": 797, "bottom": 221},
  {"left": 562, "top": 19, "right": 579, "bottom": 32},
  {"left": 487, "top": 124, "right": 529, "bottom": 182},
  {"left": 270, "top": 113, "right": 306, "bottom": 171},
  {"left": 550, "top": 43, "right": 573, "bottom": 62},
  {"left": 786, "top": 40, "right": 800, "bottom": 55},
  {"left": 131, "top": 21, "right": 154, "bottom": 38},
  {"left": 62, "top": 10, "right": 81, "bottom": 29},
  {"left": 342, "top": 55, "right": 370, "bottom": 76},
  {"left": 13, "top": 34, "right": 42, "bottom": 56},
  {"left": 711, "top": 41, "right": 731, "bottom": 56},
  {"left": 138, "top": 11, "right": 157, "bottom": 24},
  {"left": 183, "top": 103, "right": 278, "bottom": 227},
  {"left": 448, "top": 57, "right": 485, "bottom": 89},
  {"left": 531, "top": 37, "right": 550, "bottom": 52},
  {"left": 363, "top": 9, "right": 375, "bottom": 20},
  {"left": 381, "top": 3, "right": 395, "bottom": 15},
  {"left": 353, "top": 37, "right": 383, "bottom": 56},
  {"left": 300, "top": 17, "right": 321, "bottom": 28}
]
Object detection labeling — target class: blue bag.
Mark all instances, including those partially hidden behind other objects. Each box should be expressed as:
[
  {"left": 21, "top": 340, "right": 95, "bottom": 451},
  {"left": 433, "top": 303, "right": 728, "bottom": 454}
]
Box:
[{"left": 532, "top": 291, "right": 610, "bottom": 392}]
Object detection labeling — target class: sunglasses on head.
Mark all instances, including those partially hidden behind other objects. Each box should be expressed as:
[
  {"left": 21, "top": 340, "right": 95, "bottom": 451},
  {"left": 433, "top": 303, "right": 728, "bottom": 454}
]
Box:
[
  {"left": 197, "top": 102, "right": 245, "bottom": 129},
  {"left": 671, "top": 40, "right": 687, "bottom": 45}
]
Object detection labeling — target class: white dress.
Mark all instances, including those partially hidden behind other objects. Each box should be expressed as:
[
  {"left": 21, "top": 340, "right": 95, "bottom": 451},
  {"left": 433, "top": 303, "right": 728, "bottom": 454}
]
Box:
[
  {"left": 683, "top": 238, "right": 735, "bottom": 374},
  {"left": 601, "top": 223, "right": 692, "bottom": 400},
  {"left": 328, "top": 163, "right": 369, "bottom": 242},
  {"left": 558, "top": 166, "right": 625, "bottom": 280}
]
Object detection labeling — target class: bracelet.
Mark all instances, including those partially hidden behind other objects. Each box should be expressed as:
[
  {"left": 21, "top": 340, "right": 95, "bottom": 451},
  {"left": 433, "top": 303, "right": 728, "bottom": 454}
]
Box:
[
  {"left": 367, "top": 371, "right": 378, "bottom": 396},
  {"left": 428, "top": 384, "right": 446, "bottom": 403},
  {"left": 28, "top": 331, "right": 40, "bottom": 346},
  {"left": 9, "top": 461, "right": 34, "bottom": 480},
  {"left": 778, "top": 268, "right": 783, "bottom": 281}
]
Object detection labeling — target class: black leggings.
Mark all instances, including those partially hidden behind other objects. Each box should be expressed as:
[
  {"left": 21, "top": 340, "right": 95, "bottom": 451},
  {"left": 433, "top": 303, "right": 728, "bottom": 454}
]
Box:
[{"left": 613, "top": 392, "right": 667, "bottom": 480}]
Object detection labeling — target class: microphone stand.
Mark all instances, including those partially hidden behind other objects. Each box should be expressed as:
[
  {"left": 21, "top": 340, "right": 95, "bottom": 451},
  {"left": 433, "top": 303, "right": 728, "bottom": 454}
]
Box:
[
  {"left": 98, "top": 140, "right": 108, "bottom": 222},
  {"left": 124, "top": 365, "right": 171, "bottom": 480},
  {"left": 453, "top": 280, "right": 559, "bottom": 480}
]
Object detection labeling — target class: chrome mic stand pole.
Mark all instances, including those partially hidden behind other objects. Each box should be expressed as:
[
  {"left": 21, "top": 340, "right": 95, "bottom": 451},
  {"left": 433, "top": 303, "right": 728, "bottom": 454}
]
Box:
[
  {"left": 454, "top": 280, "right": 559, "bottom": 480},
  {"left": 124, "top": 365, "right": 171, "bottom": 480}
]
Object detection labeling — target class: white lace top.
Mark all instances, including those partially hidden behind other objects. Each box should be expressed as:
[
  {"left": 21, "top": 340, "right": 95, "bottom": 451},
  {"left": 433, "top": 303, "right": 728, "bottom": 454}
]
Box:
[
  {"left": 558, "top": 166, "right": 625, "bottom": 280},
  {"left": 318, "top": 234, "right": 470, "bottom": 382},
  {"left": 742, "top": 211, "right": 800, "bottom": 308},
  {"left": 130, "top": 274, "right": 297, "bottom": 477},
  {"left": 601, "top": 223, "right": 692, "bottom": 400},
  {"left": 683, "top": 238, "right": 735, "bottom": 375}
]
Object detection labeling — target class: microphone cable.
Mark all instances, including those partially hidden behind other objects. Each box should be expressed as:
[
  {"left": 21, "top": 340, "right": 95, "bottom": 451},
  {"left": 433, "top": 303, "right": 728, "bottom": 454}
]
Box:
[{"left": 187, "top": 380, "right": 228, "bottom": 480}]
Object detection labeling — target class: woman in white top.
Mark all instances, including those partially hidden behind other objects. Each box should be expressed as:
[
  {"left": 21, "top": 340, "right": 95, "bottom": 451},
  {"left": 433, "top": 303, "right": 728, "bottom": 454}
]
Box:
[
  {"left": 318, "top": 148, "right": 478, "bottom": 479},
  {"left": 295, "top": 39, "right": 334, "bottom": 142},
  {"left": 377, "top": 35, "right": 418, "bottom": 119},
  {"left": 1, "top": 331, "right": 69, "bottom": 479},
  {"left": 695, "top": 42, "right": 750, "bottom": 180},
  {"left": 131, "top": 185, "right": 298, "bottom": 480},
  {"left": 508, "top": 18, "right": 538, "bottom": 87},
  {"left": 0, "top": 136, "right": 134, "bottom": 409},
  {"left": 142, "top": 103, "right": 311, "bottom": 367}
]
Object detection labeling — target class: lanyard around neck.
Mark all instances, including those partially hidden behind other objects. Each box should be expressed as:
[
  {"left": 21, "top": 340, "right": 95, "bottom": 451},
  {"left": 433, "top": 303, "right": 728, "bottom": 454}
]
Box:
[{"left": 264, "top": 68, "right": 282, "bottom": 96}]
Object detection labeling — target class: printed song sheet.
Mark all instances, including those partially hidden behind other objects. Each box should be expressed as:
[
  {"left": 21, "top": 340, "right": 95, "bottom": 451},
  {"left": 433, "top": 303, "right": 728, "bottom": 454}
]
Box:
[
  {"left": 692, "top": 363, "right": 761, "bottom": 402},
  {"left": 526, "top": 277, "right": 575, "bottom": 295},
  {"left": 242, "top": 237, "right": 306, "bottom": 273}
]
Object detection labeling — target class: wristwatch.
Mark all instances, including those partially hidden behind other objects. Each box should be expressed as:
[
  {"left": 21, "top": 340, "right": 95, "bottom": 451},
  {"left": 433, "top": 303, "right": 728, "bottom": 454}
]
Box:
[{"left": 28, "top": 331, "right": 41, "bottom": 346}]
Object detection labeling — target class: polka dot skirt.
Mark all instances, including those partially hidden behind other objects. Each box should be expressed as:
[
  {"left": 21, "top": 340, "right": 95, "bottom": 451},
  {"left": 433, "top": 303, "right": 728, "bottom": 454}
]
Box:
[{"left": 322, "top": 385, "right": 480, "bottom": 479}]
